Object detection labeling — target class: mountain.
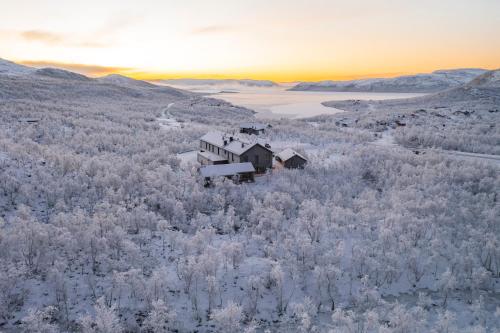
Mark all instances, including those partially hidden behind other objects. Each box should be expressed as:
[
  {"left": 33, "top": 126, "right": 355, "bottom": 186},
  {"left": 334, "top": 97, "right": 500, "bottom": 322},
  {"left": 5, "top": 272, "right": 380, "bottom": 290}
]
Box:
[
  {"left": 322, "top": 69, "right": 500, "bottom": 115},
  {"left": 0, "top": 58, "right": 34, "bottom": 75},
  {"left": 161, "top": 78, "right": 279, "bottom": 88},
  {"left": 0, "top": 58, "right": 193, "bottom": 101},
  {"left": 97, "top": 74, "right": 156, "bottom": 88},
  {"left": 290, "top": 68, "right": 488, "bottom": 93},
  {"left": 34, "top": 67, "right": 91, "bottom": 81},
  {"left": 0, "top": 70, "right": 191, "bottom": 103},
  {"left": 466, "top": 69, "right": 500, "bottom": 88}
]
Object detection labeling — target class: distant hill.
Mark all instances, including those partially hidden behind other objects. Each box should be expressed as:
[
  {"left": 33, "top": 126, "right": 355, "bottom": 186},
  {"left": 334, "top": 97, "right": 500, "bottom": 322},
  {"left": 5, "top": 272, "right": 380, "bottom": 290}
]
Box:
[
  {"left": 322, "top": 69, "right": 500, "bottom": 113},
  {"left": 0, "top": 58, "right": 193, "bottom": 101},
  {"left": 0, "top": 65, "right": 192, "bottom": 103},
  {"left": 466, "top": 69, "right": 500, "bottom": 88},
  {"left": 97, "top": 74, "right": 157, "bottom": 88},
  {"left": 0, "top": 58, "right": 34, "bottom": 75},
  {"left": 161, "top": 78, "right": 279, "bottom": 88},
  {"left": 34, "top": 67, "right": 91, "bottom": 81},
  {"left": 290, "top": 68, "right": 488, "bottom": 93}
]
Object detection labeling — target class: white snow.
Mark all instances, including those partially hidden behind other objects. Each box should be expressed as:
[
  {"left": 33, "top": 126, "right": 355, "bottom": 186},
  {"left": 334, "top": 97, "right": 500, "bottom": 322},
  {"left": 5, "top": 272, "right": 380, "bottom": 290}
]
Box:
[
  {"left": 97, "top": 74, "right": 155, "bottom": 88},
  {"left": 1, "top": 58, "right": 499, "bottom": 333},
  {"left": 276, "top": 148, "right": 307, "bottom": 162},
  {"left": 176, "top": 150, "right": 199, "bottom": 166},
  {"left": 0, "top": 58, "right": 33, "bottom": 75},
  {"left": 198, "top": 150, "right": 228, "bottom": 162},
  {"left": 199, "top": 162, "right": 255, "bottom": 177},
  {"left": 157, "top": 103, "right": 183, "bottom": 129},
  {"left": 291, "top": 68, "right": 488, "bottom": 93},
  {"left": 200, "top": 131, "right": 269, "bottom": 155}
]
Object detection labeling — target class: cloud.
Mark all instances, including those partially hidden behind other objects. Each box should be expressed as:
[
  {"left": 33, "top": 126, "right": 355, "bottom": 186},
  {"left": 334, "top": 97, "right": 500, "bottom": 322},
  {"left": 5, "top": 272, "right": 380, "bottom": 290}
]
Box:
[
  {"left": 18, "top": 30, "right": 107, "bottom": 48},
  {"left": 191, "top": 25, "right": 235, "bottom": 35},
  {"left": 16, "top": 13, "right": 142, "bottom": 48},
  {"left": 20, "top": 30, "right": 63, "bottom": 44},
  {"left": 20, "top": 60, "right": 132, "bottom": 77}
]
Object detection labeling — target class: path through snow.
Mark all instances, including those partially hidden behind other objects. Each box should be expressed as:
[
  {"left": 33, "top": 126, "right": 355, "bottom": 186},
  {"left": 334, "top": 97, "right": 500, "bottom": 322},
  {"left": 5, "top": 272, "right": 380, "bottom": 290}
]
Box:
[{"left": 157, "top": 102, "right": 183, "bottom": 129}]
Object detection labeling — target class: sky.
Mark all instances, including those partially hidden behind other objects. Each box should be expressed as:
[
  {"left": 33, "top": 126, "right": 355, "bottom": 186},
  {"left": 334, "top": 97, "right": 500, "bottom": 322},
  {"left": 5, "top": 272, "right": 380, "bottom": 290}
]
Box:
[{"left": 0, "top": 0, "right": 499, "bottom": 82}]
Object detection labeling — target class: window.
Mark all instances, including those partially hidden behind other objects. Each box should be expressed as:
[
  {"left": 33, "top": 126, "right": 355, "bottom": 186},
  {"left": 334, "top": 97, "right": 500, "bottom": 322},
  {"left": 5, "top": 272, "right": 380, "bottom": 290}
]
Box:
[{"left": 255, "top": 155, "right": 259, "bottom": 164}]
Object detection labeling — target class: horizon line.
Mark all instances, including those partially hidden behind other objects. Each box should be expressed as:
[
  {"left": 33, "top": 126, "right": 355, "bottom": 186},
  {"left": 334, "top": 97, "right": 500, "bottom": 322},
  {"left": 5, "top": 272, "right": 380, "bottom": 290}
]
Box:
[{"left": 14, "top": 58, "right": 498, "bottom": 83}]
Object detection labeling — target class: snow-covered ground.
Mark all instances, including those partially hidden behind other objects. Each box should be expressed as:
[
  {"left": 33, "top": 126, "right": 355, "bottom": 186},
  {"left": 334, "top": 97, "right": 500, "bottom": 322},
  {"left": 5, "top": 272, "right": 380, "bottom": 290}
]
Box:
[
  {"left": 371, "top": 130, "right": 500, "bottom": 167},
  {"left": 0, "top": 60, "right": 499, "bottom": 332},
  {"left": 157, "top": 103, "right": 183, "bottom": 130}
]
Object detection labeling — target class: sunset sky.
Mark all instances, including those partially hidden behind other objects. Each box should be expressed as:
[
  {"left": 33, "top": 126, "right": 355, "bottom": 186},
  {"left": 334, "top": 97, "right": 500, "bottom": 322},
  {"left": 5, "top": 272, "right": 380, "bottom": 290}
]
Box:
[{"left": 1, "top": 0, "right": 499, "bottom": 82}]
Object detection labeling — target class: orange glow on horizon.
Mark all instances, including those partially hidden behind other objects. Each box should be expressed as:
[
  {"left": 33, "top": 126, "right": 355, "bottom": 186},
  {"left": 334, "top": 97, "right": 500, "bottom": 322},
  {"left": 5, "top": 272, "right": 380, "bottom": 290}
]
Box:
[{"left": 5, "top": 0, "right": 499, "bottom": 83}]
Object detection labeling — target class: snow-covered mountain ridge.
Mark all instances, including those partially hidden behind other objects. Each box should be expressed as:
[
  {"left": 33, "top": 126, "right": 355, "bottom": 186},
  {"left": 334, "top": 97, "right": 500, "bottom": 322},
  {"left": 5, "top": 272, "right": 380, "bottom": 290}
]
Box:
[
  {"left": 0, "top": 58, "right": 33, "bottom": 75},
  {"left": 97, "top": 74, "right": 157, "bottom": 88},
  {"left": 290, "top": 68, "right": 488, "bottom": 93},
  {"left": 160, "top": 78, "right": 279, "bottom": 87}
]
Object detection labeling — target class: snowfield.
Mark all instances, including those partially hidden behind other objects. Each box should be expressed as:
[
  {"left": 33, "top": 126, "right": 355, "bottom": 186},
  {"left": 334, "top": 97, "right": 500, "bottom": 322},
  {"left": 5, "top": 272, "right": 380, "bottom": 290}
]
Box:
[{"left": 0, "top": 60, "right": 499, "bottom": 332}]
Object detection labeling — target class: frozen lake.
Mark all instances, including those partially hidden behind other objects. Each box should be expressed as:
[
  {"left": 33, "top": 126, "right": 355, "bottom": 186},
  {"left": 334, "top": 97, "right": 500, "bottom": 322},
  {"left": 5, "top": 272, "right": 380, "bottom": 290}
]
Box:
[
  {"left": 215, "top": 87, "right": 426, "bottom": 119},
  {"left": 165, "top": 84, "right": 426, "bottom": 119}
]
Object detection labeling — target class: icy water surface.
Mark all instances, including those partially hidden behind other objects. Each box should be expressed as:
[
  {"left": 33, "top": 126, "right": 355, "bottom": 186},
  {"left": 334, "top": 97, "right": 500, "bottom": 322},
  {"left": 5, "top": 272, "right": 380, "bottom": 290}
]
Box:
[
  {"left": 163, "top": 83, "right": 426, "bottom": 119},
  {"left": 214, "top": 87, "right": 426, "bottom": 119}
]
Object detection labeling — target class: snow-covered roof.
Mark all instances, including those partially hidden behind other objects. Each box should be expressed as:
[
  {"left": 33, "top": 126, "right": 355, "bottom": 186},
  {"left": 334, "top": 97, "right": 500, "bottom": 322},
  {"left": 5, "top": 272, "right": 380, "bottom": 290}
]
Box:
[
  {"left": 200, "top": 131, "right": 270, "bottom": 155},
  {"left": 240, "top": 123, "right": 266, "bottom": 130},
  {"left": 198, "top": 151, "right": 228, "bottom": 162},
  {"left": 276, "top": 148, "right": 307, "bottom": 162},
  {"left": 199, "top": 162, "right": 255, "bottom": 178}
]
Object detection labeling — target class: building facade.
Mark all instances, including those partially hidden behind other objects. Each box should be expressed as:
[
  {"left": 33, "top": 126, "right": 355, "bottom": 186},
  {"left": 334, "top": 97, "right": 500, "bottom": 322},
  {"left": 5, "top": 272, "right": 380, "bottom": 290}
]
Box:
[
  {"left": 199, "top": 131, "right": 273, "bottom": 172},
  {"left": 276, "top": 148, "right": 308, "bottom": 169}
]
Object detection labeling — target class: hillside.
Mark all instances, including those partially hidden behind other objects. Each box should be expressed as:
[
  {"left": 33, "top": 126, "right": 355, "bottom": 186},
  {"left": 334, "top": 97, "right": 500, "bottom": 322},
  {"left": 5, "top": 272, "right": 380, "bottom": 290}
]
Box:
[
  {"left": 0, "top": 58, "right": 33, "bottom": 75},
  {"left": 320, "top": 69, "right": 500, "bottom": 155},
  {"left": 97, "top": 74, "right": 157, "bottom": 88},
  {"left": 0, "top": 68, "right": 194, "bottom": 102},
  {"left": 0, "top": 59, "right": 499, "bottom": 332},
  {"left": 290, "top": 68, "right": 487, "bottom": 93}
]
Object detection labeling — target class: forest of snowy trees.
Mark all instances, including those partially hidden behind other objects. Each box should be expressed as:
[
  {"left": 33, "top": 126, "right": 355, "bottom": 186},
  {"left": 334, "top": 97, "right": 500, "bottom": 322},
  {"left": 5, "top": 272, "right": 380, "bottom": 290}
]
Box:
[{"left": 0, "top": 71, "right": 499, "bottom": 332}]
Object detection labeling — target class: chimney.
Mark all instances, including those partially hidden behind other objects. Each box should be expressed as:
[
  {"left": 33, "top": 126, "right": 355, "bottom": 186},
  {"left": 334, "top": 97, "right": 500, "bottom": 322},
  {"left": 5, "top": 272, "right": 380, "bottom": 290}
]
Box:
[
  {"left": 229, "top": 137, "right": 234, "bottom": 142},
  {"left": 241, "top": 143, "right": 244, "bottom": 148}
]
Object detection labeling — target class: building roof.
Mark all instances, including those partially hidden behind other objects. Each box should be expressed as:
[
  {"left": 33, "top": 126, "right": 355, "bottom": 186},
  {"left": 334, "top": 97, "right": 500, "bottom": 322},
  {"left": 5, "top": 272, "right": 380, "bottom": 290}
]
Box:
[
  {"left": 276, "top": 148, "right": 307, "bottom": 162},
  {"left": 198, "top": 151, "right": 228, "bottom": 162},
  {"left": 200, "top": 131, "right": 272, "bottom": 155},
  {"left": 240, "top": 123, "right": 266, "bottom": 130},
  {"left": 199, "top": 162, "right": 255, "bottom": 178}
]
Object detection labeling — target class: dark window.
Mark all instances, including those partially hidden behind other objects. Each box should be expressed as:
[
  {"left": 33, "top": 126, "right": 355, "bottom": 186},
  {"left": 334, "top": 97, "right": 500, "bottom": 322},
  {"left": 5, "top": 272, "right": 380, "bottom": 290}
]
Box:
[{"left": 255, "top": 155, "right": 259, "bottom": 164}]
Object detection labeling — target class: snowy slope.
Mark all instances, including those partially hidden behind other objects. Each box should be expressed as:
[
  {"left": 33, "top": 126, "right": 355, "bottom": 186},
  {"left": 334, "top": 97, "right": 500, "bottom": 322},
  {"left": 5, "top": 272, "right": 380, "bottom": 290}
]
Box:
[
  {"left": 0, "top": 58, "right": 34, "bottom": 75},
  {"left": 97, "top": 74, "right": 157, "bottom": 88},
  {"left": 290, "top": 68, "right": 487, "bottom": 93},
  {"left": 466, "top": 68, "right": 500, "bottom": 88},
  {"left": 34, "top": 67, "right": 91, "bottom": 81},
  {"left": 321, "top": 69, "right": 500, "bottom": 155},
  {"left": 0, "top": 68, "right": 193, "bottom": 102}
]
